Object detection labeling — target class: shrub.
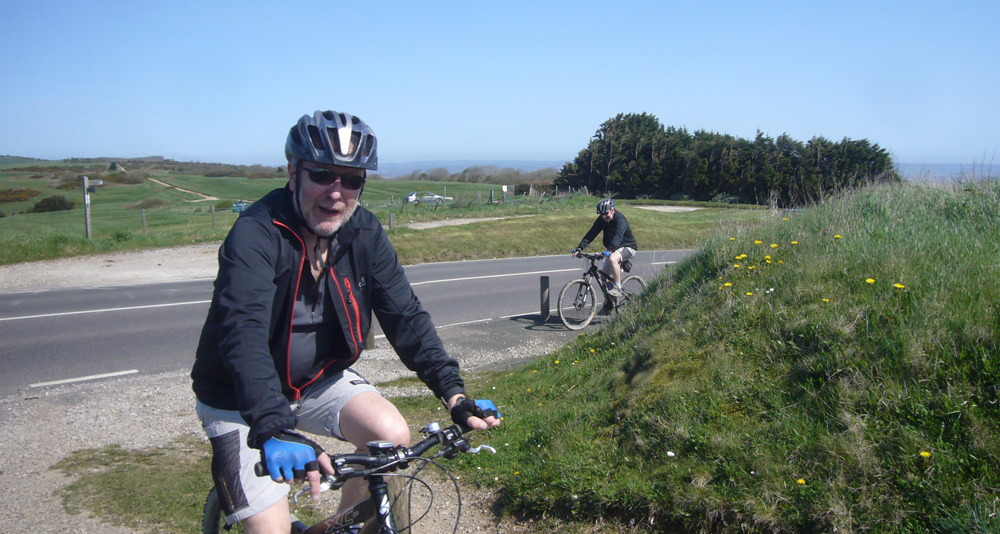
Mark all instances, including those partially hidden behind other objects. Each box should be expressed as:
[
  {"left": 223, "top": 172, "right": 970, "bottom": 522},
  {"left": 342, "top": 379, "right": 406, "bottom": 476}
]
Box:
[
  {"left": 0, "top": 188, "right": 42, "bottom": 203},
  {"left": 32, "top": 195, "right": 75, "bottom": 213},
  {"left": 214, "top": 200, "right": 233, "bottom": 210},
  {"left": 0, "top": 210, "right": 6, "bottom": 218}
]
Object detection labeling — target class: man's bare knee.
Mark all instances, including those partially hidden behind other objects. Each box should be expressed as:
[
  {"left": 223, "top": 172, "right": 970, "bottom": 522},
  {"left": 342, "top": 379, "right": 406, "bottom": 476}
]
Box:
[{"left": 339, "top": 392, "right": 411, "bottom": 449}]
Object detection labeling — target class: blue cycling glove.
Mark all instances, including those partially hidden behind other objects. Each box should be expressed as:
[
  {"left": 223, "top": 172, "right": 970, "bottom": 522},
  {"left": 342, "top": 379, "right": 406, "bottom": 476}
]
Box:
[
  {"left": 601, "top": 251, "right": 611, "bottom": 257},
  {"left": 260, "top": 430, "right": 323, "bottom": 481},
  {"left": 450, "top": 398, "right": 502, "bottom": 432}
]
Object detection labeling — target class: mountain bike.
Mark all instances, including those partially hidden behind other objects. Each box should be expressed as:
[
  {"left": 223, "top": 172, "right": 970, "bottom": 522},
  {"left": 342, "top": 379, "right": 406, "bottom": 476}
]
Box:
[
  {"left": 558, "top": 252, "right": 647, "bottom": 330},
  {"left": 202, "top": 422, "right": 496, "bottom": 534}
]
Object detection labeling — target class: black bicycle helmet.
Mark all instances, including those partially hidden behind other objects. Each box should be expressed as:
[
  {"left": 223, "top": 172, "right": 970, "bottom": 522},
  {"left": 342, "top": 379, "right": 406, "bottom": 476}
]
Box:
[
  {"left": 285, "top": 110, "right": 378, "bottom": 170},
  {"left": 597, "top": 198, "right": 615, "bottom": 214}
]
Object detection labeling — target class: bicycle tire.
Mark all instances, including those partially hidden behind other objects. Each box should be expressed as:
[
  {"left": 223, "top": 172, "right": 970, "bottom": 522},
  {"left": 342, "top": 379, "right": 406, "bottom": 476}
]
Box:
[
  {"left": 387, "top": 475, "right": 411, "bottom": 533},
  {"left": 558, "top": 279, "right": 597, "bottom": 330},
  {"left": 202, "top": 486, "right": 244, "bottom": 534},
  {"left": 617, "top": 276, "right": 647, "bottom": 311}
]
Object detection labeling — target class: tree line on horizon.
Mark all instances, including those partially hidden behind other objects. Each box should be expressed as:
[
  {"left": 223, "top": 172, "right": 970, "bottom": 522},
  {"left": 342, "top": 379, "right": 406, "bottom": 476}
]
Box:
[{"left": 555, "top": 113, "right": 899, "bottom": 207}]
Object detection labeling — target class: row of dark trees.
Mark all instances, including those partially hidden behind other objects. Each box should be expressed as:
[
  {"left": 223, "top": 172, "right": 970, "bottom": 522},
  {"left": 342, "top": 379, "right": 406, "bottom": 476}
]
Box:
[{"left": 555, "top": 113, "right": 899, "bottom": 207}]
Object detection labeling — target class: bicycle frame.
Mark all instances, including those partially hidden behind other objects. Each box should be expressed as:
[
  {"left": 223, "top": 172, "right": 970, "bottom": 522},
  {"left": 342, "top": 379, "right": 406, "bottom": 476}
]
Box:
[{"left": 296, "top": 474, "right": 392, "bottom": 534}]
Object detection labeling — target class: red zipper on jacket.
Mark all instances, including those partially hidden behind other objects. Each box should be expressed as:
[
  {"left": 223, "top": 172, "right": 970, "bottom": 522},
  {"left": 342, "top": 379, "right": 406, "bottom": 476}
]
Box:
[{"left": 333, "top": 272, "right": 362, "bottom": 360}]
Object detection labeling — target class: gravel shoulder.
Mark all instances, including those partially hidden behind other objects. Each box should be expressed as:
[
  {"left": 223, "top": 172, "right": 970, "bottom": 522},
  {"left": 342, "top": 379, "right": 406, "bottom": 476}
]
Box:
[{"left": 0, "top": 243, "right": 575, "bottom": 533}]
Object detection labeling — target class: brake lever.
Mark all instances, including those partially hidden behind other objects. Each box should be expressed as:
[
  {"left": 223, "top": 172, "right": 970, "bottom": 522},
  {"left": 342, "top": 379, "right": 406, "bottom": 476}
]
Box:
[
  {"left": 467, "top": 444, "right": 496, "bottom": 454},
  {"left": 291, "top": 474, "right": 334, "bottom": 504}
]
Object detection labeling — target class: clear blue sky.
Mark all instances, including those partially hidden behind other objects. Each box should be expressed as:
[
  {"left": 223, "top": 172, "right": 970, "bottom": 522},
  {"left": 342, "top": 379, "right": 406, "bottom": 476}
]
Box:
[{"left": 1, "top": 1, "right": 997, "bottom": 166}]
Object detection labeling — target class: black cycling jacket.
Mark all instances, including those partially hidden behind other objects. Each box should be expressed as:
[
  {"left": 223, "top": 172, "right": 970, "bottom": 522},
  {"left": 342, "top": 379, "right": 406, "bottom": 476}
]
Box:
[
  {"left": 576, "top": 210, "right": 637, "bottom": 252},
  {"left": 191, "top": 185, "right": 465, "bottom": 448}
]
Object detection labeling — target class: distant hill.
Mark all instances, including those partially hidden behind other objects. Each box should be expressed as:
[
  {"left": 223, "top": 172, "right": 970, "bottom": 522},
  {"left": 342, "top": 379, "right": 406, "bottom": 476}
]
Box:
[
  {"left": 376, "top": 160, "right": 566, "bottom": 178},
  {"left": 0, "top": 155, "right": 49, "bottom": 168}
]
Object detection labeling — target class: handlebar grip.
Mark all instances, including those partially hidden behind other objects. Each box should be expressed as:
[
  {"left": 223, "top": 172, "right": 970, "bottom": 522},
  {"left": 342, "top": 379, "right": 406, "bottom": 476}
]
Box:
[{"left": 254, "top": 460, "right": 320, "bottom": 478}]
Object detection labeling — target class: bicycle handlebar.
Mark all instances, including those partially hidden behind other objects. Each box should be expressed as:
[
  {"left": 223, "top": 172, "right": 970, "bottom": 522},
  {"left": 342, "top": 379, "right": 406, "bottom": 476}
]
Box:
[{"left": 253, "top": 422, "right": 494, "bottom": 488}]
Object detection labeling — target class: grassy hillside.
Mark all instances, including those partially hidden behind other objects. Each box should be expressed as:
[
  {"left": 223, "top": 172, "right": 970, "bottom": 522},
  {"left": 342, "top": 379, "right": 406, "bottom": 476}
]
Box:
[{"left": 455, "top": 180, "right": 1000, "bottom": 532}]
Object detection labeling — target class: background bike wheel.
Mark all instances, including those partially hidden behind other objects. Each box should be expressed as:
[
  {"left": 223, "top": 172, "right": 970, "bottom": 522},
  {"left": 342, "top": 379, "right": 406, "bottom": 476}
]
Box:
[
  {"left": 558, "top": 280, "right": 597, "bottom": 330},
  {"left": 387, "top": 475, "right": 411, "bottom": 533},
  {"left": 202, "top": 486, "right": 244, "bottom": 534},
  {"left": 619, "top": 276, "right": 647, "bottom": 308}
]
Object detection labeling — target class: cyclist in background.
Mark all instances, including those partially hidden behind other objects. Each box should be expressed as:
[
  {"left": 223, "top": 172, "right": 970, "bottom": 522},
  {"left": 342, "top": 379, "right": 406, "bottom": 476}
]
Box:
[
  {"left": 572, "top": 198, "right": 638, "bottom": 297},
  {"left": 191, "top": 110, "right": 500, "bottom": 534}
]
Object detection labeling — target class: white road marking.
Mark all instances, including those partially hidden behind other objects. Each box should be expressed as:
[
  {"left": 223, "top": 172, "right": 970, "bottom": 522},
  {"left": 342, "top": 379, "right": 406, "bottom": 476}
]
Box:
[
  {"left": 30, "top": 369, "right": 139, "bottom": 388},
  {"left": 409, "top": 268, "right": 578, "bottom": 286},
  {"left": 0, "top": 300, "right": 211, "bottom": 322}
]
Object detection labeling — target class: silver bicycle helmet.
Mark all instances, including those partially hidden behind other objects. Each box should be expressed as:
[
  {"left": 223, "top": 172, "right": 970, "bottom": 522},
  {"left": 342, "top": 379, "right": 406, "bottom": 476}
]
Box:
[
  {"left": 597, "top": 198, "right": 615, "bottom": 214},
  {"left": 285, "top": 110, "right": 378, "bottom": 170}
]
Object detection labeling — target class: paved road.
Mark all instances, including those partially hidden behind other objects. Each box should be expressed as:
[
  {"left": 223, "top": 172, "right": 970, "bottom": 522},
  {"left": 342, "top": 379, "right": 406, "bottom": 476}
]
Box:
[{"left": 0, "top": 250, "right": 692, "bottom": 395}]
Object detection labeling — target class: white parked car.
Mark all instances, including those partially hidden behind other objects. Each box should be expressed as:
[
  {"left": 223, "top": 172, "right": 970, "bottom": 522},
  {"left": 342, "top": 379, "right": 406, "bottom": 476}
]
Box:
[{"left": 404, "top": 191, "right": 446, "bottom": 204}]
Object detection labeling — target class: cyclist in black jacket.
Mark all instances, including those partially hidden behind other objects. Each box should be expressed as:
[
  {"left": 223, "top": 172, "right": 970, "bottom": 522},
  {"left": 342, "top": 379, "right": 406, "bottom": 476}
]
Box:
[
  {"left": 573, "top": 198, "right": 638, "bottom": 297},
  {"left": 191, "top": 110, "right": 499, "bottom": 533}
]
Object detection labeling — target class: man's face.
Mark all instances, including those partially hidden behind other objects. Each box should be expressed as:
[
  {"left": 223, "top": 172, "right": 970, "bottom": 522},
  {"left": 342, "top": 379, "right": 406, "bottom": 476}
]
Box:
[
  {"left": 288, "top": 161, "right": 365, "bottom": 237},
  {"left": 601, "top": 207, "right": 615, "bottom": 222}
]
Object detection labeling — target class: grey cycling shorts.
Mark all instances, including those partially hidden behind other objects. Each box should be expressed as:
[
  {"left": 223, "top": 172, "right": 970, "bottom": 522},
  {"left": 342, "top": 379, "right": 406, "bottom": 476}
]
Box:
[
  {"left": 603, "top": 247, "right": 636, "bottom": 272},
  {"left": 196, "top": 368, "right": 380, "bottom": 525}
]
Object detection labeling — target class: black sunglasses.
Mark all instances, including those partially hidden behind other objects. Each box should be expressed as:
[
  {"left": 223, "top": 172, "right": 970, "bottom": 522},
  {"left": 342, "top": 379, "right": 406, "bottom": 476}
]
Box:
[{"left": 300, "top": 166, "right": 366, "bottom": 190}]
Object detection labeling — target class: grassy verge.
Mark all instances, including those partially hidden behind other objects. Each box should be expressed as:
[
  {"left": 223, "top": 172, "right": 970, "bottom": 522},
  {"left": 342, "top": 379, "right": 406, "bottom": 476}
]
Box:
[
  {"left": 463, "top": 180, "right": 1000, "bottom": 532},
  {"left": 1, "top": 167, "right": 755, "bottom": 265}
]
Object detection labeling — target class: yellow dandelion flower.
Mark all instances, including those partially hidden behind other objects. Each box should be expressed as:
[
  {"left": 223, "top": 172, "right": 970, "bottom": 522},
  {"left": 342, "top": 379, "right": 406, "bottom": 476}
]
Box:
[
  {"left": 797, "top": 478, "right": 806, "bottom": 485},
  {"left": 531, "top": 369, "right": 537, "bottom": 373},
  {"left": 730, "top": 237, "right": 736, "bottom": 241},
  {"left": 920, "top": 451, "right": 931, "bottom": 458},
  {"left": 766, "top": 260, "right": 772, "bottom": 264},
  {"left": 822, "top": 298, "right": 830, "bottom": 302},
  {"left": 514, "top": 471, "right": 520, "bottom": 475},
  {"left": 527, "top": 388, "right": 531, "bottom": 392},
  {"left": 765, "top": 255, "right": 771, "bottom": 260},
  {"left": 791, "top": 241, "right": 798, "bottom": 245},
  {"left": 554, "top": 360, "right": 560, "bottom": 364},
  {"left": 783, "top": 217, "right": 789, "bottom": 221},
  {"left": 770, "top": 243, "right": 778, "bottom": 248},
  {"left": 748, "top": 265, "right": 756, "bottom": 270},
  {"left": 574, "top": 360, "right": 579, "bottom": 363},
  {"left": 835, "top": 234, "right": 842, "bottom": 239},
  {"left": 746, "top": 292, "right": 753, "bottom": 296},
  {"left": 590, "top": 349, "right": 595, "bottom": 353},
  {"left": 778, "top": 260, "right": 784, "bottom": 264},
  {"left": 724, "top": 282, "right": 732, "bottom": 287},
  {"left": 754, "top": 240, "right": 763, "bottom": 245},
  {"left": 866, "top": 278, "right": 875, "bottom": 284},
  {"left": 734, "top": 264, "right": 741, "bottom": 268},
  {"left": 894, "top": 283, "right": 905, "bottom": 289}
]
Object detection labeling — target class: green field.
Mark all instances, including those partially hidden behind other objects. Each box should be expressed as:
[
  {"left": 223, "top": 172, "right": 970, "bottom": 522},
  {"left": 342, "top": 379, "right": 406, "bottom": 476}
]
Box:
[{"left": 1, "top": 169, "right": 758, "bottom": 266}]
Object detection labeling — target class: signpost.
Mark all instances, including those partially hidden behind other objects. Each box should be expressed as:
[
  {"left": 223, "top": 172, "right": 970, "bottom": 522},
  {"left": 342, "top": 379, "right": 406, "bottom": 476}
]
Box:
[
  {"left": 232, "top": 200, "right": 250, "bottom": 213},
  {"left": 83, "top": 176, "right": 92, "bottom": 239}
]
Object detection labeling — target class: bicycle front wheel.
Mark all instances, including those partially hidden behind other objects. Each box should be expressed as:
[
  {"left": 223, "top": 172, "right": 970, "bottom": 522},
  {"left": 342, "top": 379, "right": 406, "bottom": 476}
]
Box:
[
  {"left": 558, "top": 279, "right": 597, "bottom": 330},
  {"left": 387, "top": 474, "right": 411, "bottom": 533},
  {"left": 202, "top": 486, "right": 244, "bottom": 534}
]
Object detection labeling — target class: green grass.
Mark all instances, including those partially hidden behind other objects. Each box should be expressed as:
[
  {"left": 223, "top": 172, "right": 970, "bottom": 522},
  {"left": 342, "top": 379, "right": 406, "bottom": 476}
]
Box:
[
  {"left": 1, "top": 168, "right": 753, "bottom": 265},
  {"left": 462, "top": 179, "right": 1000, "bottom": 533}
]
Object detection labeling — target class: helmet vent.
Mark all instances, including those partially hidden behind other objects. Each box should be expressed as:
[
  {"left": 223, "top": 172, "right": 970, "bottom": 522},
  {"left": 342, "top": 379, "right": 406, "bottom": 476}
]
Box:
[
  {"left": 338, "top": 113, "right": 347, "bottom": 125},
  {"left": 350, "top": 131, "right": 361, "bottom": 156},
  {"left": 362, "top": 136, "right": 374, "bottom": 157},
  {"left": 322, "top": 110, "right": 335, "bottom": 120},
  {"left": 307, "top": 125, "right": 325, "bottom": 153}
]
